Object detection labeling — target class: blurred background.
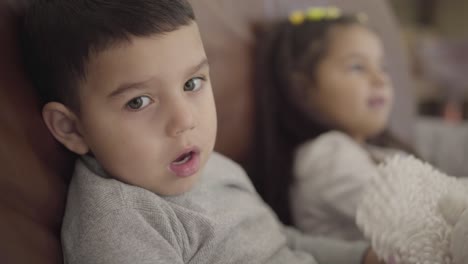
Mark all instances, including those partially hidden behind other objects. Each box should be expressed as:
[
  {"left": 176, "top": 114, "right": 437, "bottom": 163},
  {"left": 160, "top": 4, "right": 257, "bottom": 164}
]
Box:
[
  {"left": 390, "top": 0, "right": 468, "bottom": 118},
  {"left": 389, "top": 0, "right": 468, "bottom": 176}
]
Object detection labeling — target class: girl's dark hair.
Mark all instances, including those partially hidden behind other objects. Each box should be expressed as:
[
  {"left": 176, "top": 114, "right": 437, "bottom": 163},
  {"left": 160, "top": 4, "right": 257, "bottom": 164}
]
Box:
[
  {"left": 21, "top": 0, "right": 195, "bottom": 111},
  {"left": 247, "top": 16, "right": 415, "bottom": 225}
]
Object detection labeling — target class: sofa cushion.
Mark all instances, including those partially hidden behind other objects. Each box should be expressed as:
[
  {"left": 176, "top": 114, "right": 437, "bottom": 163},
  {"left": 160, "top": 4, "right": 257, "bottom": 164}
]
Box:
[{"left": 0, "top": 2, "right": 74, "bottom": 263}]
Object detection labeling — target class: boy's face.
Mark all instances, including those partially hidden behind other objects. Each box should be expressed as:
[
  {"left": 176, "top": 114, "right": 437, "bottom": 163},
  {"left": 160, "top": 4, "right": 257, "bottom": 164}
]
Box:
[{"left": 47, "top": 22, "right": 217, "bottom": 196}]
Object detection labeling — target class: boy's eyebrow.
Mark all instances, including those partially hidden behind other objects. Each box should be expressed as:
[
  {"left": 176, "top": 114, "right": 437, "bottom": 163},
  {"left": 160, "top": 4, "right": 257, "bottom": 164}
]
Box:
[
  {"left": 108, "top": 78, "right": 153, "bottom": 99},
  {"left": 108, "top": 58, "right": 209, "bottom": 99},
  {"left": 185, "top": 58, "right": 209, "bottom": 78}
]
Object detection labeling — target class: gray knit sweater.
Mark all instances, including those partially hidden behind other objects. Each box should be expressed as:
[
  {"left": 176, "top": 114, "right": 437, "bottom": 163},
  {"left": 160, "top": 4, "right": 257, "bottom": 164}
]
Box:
[{"left": 61, "top": 152, "right": 368, "bottom": 264}]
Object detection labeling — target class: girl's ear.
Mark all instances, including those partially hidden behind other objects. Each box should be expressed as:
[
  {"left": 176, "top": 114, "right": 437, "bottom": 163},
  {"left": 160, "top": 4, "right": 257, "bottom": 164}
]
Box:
[
  {"left": 290, "top": 72, "right": 312, "bottom": 106},
  {"left": 42, "top": 102, "right": 89, "bottom": 155}
]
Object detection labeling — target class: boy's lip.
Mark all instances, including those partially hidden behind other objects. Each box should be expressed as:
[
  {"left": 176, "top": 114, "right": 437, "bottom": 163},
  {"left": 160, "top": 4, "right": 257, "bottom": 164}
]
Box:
[{"left": 168, "top": 146, "right": 201, "bottom": 178}]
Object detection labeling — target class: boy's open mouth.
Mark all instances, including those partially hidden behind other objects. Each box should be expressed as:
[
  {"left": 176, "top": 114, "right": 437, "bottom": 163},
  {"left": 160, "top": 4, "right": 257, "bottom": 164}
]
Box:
[
  {"left": 172, "top": 151, "right": 194, "bottom": 165},
  {"left": 169, "top": 147, "right": 201, "bottom": 178}
]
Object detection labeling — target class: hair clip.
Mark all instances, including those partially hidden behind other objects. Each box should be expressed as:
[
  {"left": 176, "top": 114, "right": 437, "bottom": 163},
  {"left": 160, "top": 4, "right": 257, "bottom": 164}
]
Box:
[
  {"left": 289, "top": 7, "right": 343, "bottom": 25},
  {"left": 289, "top": 10, "right": 306, "bottom": 25},
  {"left": 306, "top": 7, "right": 326, "bottom": 21},
  {"left": 288, "top": 7, "right": 369, "bottom": 26}
]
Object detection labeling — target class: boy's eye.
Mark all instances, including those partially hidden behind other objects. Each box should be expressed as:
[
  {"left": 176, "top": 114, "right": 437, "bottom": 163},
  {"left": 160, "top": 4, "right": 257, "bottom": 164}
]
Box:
[
  {"left": 126, "top": 96, "right": 152, "bottom": 110},
  {"left": 184, "top": 77, "right": 204, "bottom": 92}
]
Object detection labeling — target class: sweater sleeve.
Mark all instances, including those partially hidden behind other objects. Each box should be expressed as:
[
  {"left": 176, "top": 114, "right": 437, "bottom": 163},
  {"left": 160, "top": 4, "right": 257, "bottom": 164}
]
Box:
[
  {"left": 283, "top": 226, "right": 369, "bottom": 264},
  {"left": 290, "top": 131, "right": 379, "bottom": 237},
  {"left": 64, "top": 208, "right": 184, "bottom": 264}
]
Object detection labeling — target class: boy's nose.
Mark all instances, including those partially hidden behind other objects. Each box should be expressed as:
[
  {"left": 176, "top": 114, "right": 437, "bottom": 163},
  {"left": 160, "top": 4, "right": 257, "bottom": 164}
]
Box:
[{"left": 166, "top": 103, "right": 196, "bottom": 137}]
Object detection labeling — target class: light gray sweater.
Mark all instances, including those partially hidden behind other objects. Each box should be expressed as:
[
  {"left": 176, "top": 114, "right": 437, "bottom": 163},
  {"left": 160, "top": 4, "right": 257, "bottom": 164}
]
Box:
[{"left": 61, "top": 152, "right": 368, "bottom": 264}]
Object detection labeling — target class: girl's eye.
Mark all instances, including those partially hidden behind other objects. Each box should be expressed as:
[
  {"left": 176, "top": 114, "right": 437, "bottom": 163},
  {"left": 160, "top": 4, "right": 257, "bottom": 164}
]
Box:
[
  {"left": 126, "top": 96, "right": 152, "bottom": 110},
  {"left": 184, "top": 77, "right": 204, "bottom": 92},
  {"left": 349, "top": 63, "right": 365, "bottom": 72}
]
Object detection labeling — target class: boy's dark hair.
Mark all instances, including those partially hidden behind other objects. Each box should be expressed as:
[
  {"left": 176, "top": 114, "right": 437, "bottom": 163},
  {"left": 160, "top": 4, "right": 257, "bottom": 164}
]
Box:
[
  {"left": 246, "top": 16, "right": 416, "bottom": 225},
  {"left": 21, "top": 0, "right": 195, "bottom": 110}
]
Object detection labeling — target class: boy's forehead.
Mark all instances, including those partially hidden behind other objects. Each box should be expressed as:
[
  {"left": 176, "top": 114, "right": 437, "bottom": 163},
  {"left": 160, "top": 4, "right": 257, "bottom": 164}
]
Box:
[
  {"left": 83, "top": 22, "right": 207, "bottom": 94},
  {"left": 91, "top": 22, "right": 204, "bottom": 68}
]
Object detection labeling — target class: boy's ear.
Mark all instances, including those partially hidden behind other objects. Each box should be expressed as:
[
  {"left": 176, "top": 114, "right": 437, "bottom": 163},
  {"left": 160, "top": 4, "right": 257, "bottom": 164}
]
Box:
[{"left": 42, "top": 102, "right": 89, "bottom": 155}]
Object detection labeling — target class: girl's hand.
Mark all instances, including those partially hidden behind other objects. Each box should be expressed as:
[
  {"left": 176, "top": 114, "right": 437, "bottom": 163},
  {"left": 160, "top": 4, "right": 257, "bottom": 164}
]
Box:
[{"left": 363, "top": 248, "right": 386, "bottom": 264}]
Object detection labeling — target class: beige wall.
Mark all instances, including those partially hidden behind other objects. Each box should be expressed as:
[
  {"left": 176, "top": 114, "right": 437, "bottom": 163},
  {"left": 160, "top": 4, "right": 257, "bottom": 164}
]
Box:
[
  {"left": 435, "top": 0, "right": 468, "bottom": 37},
  {"left": 389, "top": 0, "right": 417, "bottom": 26},
  {"left": 390, "top": 0, "right": 468, "bottom": 37}
]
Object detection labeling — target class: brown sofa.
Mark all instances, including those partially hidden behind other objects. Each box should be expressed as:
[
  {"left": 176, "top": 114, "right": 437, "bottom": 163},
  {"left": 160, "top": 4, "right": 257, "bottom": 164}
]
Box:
[
  {"left": 0, "top": 0, "right": 413, "bottom": 263},
  {"left": 0, "top": 2, "right": 74, "bottom": 263}
]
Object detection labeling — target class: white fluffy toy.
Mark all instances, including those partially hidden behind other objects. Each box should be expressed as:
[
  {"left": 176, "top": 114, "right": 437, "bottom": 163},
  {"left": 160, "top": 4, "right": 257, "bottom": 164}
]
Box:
[{"left": 356, "top": 155, "right": 468, "bottom": 264}]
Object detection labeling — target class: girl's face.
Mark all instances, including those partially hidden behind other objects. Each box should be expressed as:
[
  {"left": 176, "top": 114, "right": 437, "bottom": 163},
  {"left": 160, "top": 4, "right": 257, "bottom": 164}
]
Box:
[{"left": 303, "top": 24, "right": 393, "bottom": 142}]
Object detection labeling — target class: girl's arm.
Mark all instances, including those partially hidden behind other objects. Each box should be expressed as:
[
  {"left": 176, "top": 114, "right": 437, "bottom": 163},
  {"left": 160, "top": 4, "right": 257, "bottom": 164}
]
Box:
[
  {"left": 282, "top": 226, "right": 377, "bottom": 264},
  {"left": 290, "top": 131, "right": 379, "bottom": 238}
]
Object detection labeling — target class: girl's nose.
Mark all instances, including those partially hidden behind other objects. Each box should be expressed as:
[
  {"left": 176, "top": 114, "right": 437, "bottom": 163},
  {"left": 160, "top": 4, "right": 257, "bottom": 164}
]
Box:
[{"left": 371, "top": 69, "right": 389, "bottom": 89}]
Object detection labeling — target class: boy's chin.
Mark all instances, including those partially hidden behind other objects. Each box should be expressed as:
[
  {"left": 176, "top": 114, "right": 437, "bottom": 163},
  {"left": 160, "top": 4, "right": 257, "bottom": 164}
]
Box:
[
  {"left": 158, "top": 170, "right": 203, "bottom": 196},
  {"left": 159, "top": 179, "right": 199, "bottom": 196}
]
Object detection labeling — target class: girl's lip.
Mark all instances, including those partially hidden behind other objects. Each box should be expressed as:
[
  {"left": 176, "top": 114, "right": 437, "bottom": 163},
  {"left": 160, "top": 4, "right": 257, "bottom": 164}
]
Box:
[
  {"left": 168, "top": 147, "right": 201, "bottom": 178},
  {"left": 368, "top": 96, "right": 387, "bottom": 108}
]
